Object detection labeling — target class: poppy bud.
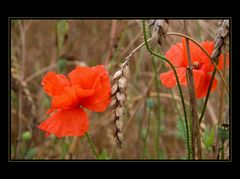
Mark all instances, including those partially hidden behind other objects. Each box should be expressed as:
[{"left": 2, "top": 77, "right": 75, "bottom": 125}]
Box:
[{"left": 22, "top": 131, "right": 32, "bottom": 142}]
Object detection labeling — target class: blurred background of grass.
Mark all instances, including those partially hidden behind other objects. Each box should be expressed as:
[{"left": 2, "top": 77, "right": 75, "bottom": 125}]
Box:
[{"left": 11, "top": 19, "right": 229, "bottom": 159}]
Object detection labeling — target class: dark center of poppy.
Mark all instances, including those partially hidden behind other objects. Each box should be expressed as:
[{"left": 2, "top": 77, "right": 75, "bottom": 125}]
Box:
[{"left": 192, "top": 61, "right": 201, "bottom": 70}]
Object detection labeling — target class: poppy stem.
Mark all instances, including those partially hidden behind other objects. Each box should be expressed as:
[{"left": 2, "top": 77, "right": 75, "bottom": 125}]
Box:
[
  {"left": 199, "top": 51, "right": 228, "bottom": 128},
  {"left": 151, "top": 56, "right": 161, "bottom": 158},
  {"left": 199, "top": 69, "right": 217, "bottom": 125},
  {"left": 199, "top": 45, "right": 225, "bottom": 125},
  {"left": 142, "top": 20, "right": 191, "bottom": 160},
  {"left": 166, "top": 32, "right": 229, "bottom": 96},
  {"left": 85, "top": 132, "right": 99, "bottom": 159}
]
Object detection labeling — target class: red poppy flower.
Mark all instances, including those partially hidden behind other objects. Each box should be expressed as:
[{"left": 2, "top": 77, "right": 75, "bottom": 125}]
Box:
[
  {"left": 160, "top": 38, "right": 228, "bottom": 98},
  {"left": 38, "top": 65, "right": 111, "bottom": 138}
]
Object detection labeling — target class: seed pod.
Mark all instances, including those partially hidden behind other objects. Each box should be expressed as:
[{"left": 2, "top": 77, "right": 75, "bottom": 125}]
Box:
[
  {"left": 149, "top": 19, "right": 169, "bottom": 45},
  {"left": 111, "top": 83, "right": 118, "bottom": 95},
  {"left": 116, "top": 106, "right": 124, "bottom": 117},
  {"left": 115, "top": 119, "right": 123, "bottom": 130},
  {"left": 111, "top": 61, "right": 129, "bottom": 148},
  {"left": 111, "top": 112, "right": 118, "bottom": 122},
  {"left": 117, "top": 132, "right": 123, "bottom": 141},
  {"left": 110, "top": 97, "right": 118, "bottom": 108},
  {"left": 214, "top": 38, "right": 223, "bottom": 50},
  {"left": 112, "top": 70, "right": 122, "bottom": 80},
  {"left": 116, "top": 92, "right": 125, "bottom": 105},
  {"left": 123, "top": 65, "right": 129, "bottom": 77},
  {"left": 118, "top": 77, "right": 127, "bottom": 90},
  {"left": 211, "top": 19, "right": 229, "bottom": 61}
]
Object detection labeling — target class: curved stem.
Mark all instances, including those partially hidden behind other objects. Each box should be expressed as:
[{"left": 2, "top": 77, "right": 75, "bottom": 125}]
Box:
[
  {"left": 166, "top": 32, "right": 229, "bottom": 96},
  {"left": 199, "top": 69, "right": 217, "bottom": 124},
  {"left": 121, "top": 37, "right": 152, "bottom": 67},
  {"left": 199, "top": 43, "right": 228, "bottom": 125},
  {"left": 142, "top": 20, "right": 191, "bottom": 159},
  {"left": 85, "top": 132, "right": 99, "bottom": 159}
]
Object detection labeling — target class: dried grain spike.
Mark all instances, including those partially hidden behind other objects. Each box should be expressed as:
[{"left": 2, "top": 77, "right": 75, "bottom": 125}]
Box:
[
  {"left": 112, "top": 69, "right": 122, "bottom": 80},
  {"left": 211, "top": 20, "right": 229, "bottom": 61},
  {"left": 111, "top": 64, "right": 128, "bottom": 148},
  {"left": 118, "top": 77, "right": 127, "bottom": 90},
  {"left": 116, "top": 106, "right": 124, "bottom": 117},
  {"left": 116, "top": 92, "right": 125, "bottom": 105},
  {"left": 111, "top": 83, "right": 118, "bottom": 96},
  {"left": 149, "top": 19, "right": 169, "bottom": 45},
  {"left": 110, "top": 97, "right": 118, "bottom": 108}
]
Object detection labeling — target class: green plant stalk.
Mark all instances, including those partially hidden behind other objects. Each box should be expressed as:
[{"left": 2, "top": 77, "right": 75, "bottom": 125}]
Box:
[
  {"left": 151, "top": 56, "right": 161, "bottom": 158},
  {"left": 142, "top": 20, "right": 190, "bottom": 159},
  {"left": 169, "top": 84, "right": 192, "bottom": 158},
  {"left": 85, "top": 132, "right": 99, "bottom": 159},
  {"left": 199, "top": 57, "right": 219, "bottom": 125}
]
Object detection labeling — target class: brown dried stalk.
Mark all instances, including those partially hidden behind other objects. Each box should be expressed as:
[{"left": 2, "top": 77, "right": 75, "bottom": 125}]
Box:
[
  {"left": 12, "top": 67, "right": 37, "bottom": 159},
  {"left": 212, "top": 19, "right": 229, "bottom": 159},
  {"left": 15, "top": 20, "right": 26, "bottom": 158},
  {"left": 11, "top": 71, "right": 36, "bottom": 116},
  {"left": 185, "top": 39, "right": 202, "bottom": 159}
]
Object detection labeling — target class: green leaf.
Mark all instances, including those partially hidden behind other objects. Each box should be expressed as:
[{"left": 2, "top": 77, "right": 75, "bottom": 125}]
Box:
[
  {"left": 98, "top": 149, "right": 110, "bottom": 160},
  {"left": 203, "top": 126, "right": 214, "bottom": 151},
  {"left": 24, "top": 148, "right": 36, "bottom": 159}
]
